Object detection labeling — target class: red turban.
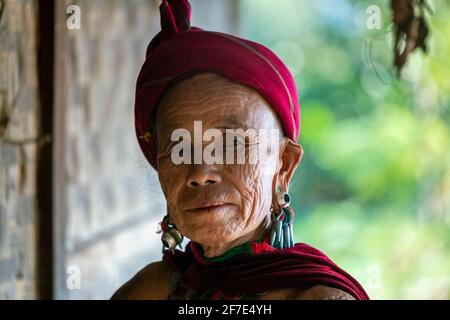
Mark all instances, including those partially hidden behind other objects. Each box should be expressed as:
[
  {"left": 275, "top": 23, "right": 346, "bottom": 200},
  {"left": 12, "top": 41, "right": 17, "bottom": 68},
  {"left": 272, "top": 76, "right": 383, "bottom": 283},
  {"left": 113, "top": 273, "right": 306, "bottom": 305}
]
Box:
[{"left": 135, "top": 0, "right": 301, "bottom": 169}]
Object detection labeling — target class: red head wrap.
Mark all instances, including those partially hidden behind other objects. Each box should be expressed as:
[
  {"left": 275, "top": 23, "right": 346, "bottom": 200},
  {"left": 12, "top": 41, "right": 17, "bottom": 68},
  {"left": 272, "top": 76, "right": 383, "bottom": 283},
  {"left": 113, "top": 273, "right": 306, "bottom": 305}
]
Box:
[{"left": 135, "top": 0, "right": 301, "bottom": 169}]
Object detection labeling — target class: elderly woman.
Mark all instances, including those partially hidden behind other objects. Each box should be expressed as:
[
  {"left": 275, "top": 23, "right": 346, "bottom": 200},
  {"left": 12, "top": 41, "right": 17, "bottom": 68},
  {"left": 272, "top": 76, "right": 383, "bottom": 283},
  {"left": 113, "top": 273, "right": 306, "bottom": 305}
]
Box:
[{"left": 113, "top": 0, "right": 368, "bottom": 300}]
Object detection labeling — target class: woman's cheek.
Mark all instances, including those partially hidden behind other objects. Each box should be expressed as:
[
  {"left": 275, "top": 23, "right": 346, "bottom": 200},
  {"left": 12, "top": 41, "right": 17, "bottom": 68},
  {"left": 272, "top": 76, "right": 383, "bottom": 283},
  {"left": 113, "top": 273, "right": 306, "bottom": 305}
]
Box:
[
  {"left": 245, "top": 163, "right": 274, "bottom": 219},
  {"left": 227, "top": 164, "right": 259, "bottom": 219},
  {"left": 157, "top": 161, "right": 183, "bottom": 204}
]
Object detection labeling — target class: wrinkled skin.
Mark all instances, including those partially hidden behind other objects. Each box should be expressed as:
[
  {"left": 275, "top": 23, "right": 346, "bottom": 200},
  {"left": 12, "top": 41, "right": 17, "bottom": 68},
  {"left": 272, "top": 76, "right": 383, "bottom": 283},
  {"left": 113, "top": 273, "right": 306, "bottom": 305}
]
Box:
[
  {"left": 112, "top": 72, "right": 355, "bottom": 300},
  {"left": 155, "top": 72, "right": 302, "bottom": 257}
]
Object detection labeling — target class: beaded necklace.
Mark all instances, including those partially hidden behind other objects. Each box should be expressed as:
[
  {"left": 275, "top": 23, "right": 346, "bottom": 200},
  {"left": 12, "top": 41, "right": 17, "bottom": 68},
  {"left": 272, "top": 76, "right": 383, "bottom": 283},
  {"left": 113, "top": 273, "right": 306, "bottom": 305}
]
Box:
[{"left": 168, "top": 234, "right": 276, "bottom": 300}]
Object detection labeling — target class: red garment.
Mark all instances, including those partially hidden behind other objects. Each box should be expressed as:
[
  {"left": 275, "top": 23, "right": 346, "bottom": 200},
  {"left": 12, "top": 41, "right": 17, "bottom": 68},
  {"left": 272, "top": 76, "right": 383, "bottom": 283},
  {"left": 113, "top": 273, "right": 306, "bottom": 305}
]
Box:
[
  {"left": 163, "top": 241, "right": 370, "bottom": 300},
  {"left": 135, "top": 0, "right": 301, "bottom": 169}
]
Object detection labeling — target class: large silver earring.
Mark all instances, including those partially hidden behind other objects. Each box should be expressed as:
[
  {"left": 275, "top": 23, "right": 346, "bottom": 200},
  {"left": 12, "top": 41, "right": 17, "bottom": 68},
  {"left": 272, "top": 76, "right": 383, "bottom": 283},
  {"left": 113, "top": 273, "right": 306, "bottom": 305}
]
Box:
[
  {"left": 270, "top": 191, "right": 295, "bottom": 249},
  {"left": 276, "top": 191, "right": 291, "bottom": 208},
  {"left": 160, "top": 215, "right": 184, "bottom": 254}
]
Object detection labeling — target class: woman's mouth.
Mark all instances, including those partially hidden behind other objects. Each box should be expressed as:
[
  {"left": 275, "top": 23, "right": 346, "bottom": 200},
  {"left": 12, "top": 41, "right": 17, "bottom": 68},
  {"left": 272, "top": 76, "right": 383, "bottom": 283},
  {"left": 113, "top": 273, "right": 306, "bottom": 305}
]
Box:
[{"left": 185, "top": 201, "right": 234, "bottom": 214}]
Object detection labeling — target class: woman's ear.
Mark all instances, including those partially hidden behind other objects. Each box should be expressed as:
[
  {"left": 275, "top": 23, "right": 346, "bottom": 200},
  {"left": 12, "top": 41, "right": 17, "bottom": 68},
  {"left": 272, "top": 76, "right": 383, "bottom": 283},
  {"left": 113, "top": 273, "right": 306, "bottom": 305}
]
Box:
[{"left": 277, "top": 139, "right": 303, "bottom": 193}]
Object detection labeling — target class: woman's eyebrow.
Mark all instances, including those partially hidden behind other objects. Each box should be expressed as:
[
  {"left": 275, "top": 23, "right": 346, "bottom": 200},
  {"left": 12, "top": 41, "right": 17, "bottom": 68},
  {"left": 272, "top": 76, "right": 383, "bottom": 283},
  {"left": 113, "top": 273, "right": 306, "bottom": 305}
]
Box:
[
  {"left": 226, "top": 115, "right": 246, "bottom": 127},
  {"left": 159, "top": 138, "right": 186, "bottom": 154}
]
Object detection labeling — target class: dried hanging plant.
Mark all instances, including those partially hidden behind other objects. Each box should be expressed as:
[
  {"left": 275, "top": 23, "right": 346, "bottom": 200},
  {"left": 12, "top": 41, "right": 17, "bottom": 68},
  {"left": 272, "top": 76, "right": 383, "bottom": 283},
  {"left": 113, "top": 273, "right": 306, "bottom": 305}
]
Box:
[{"left": 391, "top": 0, "right": 432, "bottom": 76}]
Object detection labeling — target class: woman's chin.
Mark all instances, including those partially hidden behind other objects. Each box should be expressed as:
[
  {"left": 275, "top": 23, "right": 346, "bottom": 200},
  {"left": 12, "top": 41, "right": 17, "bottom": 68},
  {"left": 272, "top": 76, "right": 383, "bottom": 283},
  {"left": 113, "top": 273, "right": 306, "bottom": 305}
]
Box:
[
  {"left": 181, "top": 205, "right": 236, "bottom": 225},
  {"left": 190, "top": 233, "right": 234, "bottom": 250},
  {"left": 183, "top": 222, "right": 239, "bottom": 246},
  {"left": 177, "top": 206, "right": 241, "bottom": 245}
]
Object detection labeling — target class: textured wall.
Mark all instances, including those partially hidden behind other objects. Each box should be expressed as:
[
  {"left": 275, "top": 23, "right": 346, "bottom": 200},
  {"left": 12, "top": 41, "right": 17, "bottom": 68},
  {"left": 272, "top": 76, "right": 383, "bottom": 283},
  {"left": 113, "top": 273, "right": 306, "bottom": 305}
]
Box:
[
  {"left": 55, "top": 0, "right": 239, "bottom": 299},
  {"left": 56, "top": 0, "right": 164, "bottom": 299},
  {"left": 0, "top": 0, "right": 238, "bottom": 300},
  {"left": 0, "top": 0, "right": 39, "bottom": 300}
]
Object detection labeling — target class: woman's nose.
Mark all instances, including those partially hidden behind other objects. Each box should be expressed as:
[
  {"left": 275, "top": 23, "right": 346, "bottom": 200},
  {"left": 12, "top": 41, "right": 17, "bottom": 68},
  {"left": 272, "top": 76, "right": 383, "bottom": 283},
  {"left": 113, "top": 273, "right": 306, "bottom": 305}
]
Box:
[{"left": 186, "top": 165, "right": 222, "bottom": 187}]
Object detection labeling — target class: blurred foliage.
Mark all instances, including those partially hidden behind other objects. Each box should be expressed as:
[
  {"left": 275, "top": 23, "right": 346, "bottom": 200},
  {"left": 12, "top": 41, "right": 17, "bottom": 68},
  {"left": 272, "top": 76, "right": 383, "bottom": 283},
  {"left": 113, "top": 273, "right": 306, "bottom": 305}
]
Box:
[{"left": 241, "top": 0, "right": 450, "bottom": 299}]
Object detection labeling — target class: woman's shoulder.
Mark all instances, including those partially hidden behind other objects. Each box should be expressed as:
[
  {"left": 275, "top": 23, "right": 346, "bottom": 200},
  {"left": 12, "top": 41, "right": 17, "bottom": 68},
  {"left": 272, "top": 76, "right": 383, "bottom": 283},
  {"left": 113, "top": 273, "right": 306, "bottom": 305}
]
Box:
[
  {"left": 111, "top": 260, "right": 174, "bottom": 300},
  {"left": 294, "top": 285, "right": 356, "bottom": 300},
  {"left": 260, "top": 285, "right": 356, "bottom": 300}
]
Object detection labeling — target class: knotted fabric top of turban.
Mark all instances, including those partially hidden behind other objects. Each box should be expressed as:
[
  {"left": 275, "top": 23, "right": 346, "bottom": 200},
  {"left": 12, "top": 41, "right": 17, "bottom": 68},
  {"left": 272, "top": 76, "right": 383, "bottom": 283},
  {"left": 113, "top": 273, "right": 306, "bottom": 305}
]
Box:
[{"left": 135, "top": 0, "right": 301, "bottom": 169}]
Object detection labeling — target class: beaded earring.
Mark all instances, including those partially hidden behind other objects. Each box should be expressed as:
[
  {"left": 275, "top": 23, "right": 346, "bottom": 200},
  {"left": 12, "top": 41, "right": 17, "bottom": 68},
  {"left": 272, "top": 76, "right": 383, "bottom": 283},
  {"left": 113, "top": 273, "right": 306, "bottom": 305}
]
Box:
[
  {"left": 160, "top": 214, "right": 184, "bottom": 254},
  {"left": 270, "top": 191, "right": 295, "bottom": 249}
]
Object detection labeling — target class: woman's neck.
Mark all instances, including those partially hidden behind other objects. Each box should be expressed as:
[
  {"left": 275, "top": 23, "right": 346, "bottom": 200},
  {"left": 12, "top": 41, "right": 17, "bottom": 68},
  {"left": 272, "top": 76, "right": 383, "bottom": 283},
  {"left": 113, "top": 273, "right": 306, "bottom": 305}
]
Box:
[{"left": 201, "top": 215, "right": 272, "bottom": 258}]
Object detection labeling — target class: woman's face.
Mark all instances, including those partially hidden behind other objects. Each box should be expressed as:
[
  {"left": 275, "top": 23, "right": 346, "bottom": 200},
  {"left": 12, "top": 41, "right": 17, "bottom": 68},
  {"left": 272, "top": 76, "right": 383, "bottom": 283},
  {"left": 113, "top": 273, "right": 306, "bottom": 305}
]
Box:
[{"left": 155, "top": 73, "right": 289, "bottom": 251}]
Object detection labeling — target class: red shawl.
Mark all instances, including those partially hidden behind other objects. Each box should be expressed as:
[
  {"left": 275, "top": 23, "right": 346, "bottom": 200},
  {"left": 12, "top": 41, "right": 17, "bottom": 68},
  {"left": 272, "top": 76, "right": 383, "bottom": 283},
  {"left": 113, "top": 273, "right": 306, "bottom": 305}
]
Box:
[{"left": 163, "top": 240, "right": 370, "bottom": 300}]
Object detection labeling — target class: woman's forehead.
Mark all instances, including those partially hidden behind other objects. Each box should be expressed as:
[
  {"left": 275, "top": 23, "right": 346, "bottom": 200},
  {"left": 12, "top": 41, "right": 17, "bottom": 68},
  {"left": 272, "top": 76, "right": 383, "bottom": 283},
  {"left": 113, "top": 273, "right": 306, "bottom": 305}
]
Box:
[{"left": 156, "top": 73, "right": 282, "bottom": 134}]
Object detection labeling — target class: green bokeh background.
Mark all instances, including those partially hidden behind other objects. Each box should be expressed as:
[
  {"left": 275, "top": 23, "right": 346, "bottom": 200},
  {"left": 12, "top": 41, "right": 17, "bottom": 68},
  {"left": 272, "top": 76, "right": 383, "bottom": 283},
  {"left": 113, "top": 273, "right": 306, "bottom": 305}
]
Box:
[{"left": 241, "top": 0, "right": 450, "bottom": 299}]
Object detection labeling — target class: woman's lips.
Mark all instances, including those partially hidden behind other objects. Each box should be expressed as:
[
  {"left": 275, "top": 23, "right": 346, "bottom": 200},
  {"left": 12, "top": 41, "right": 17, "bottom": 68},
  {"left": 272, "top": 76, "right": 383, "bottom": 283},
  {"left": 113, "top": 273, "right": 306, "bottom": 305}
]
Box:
[{"left": 185, "top": 201, "right": 234, "bottom": 213}]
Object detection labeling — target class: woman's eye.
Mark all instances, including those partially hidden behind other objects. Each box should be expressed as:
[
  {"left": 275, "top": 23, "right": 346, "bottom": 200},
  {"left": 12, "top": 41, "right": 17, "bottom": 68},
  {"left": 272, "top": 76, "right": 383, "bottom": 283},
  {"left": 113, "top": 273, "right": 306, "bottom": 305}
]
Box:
[
  {"left": 235, "top": 137, "right": 246, "bottom": 146},
  {"left": 224, "top": 138, "right": 243, "bottom": 149},
  {"left": 221, "top": 135, "right": 253, "bottom": 156}
]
